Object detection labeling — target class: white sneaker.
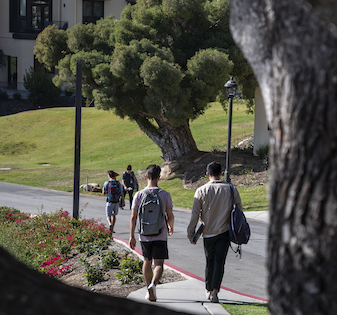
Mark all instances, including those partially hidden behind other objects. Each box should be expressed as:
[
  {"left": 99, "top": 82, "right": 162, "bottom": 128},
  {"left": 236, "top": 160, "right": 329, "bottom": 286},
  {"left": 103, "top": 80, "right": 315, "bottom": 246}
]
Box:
[
  {"left": 210, "top": 292, "right": 219, "bottom": 303},
  {"left": 145, "top": 292, "right": 149, "bottom": 300},
  {"left": 147, "top": 283, "right": 157, "bottom": 302},
  {"left": 206, "top": 291, "right": 211, "bottom": 300}
]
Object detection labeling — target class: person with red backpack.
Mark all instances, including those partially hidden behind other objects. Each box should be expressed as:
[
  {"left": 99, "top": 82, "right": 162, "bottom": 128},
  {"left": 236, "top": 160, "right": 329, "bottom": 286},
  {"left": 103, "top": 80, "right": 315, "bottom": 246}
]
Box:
[{"left": 103, "top": 170, "right": 125, "bottom": 233}]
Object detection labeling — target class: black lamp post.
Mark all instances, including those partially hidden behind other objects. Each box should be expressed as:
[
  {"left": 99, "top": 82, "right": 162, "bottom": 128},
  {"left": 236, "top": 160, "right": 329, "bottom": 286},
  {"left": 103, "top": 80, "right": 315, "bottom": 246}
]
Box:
[
  {"left": 73, "top": 59, "right": 85, "bottom": 220},
  {"left": 224, "top": 77, "right": 238, "bottom": 183}
]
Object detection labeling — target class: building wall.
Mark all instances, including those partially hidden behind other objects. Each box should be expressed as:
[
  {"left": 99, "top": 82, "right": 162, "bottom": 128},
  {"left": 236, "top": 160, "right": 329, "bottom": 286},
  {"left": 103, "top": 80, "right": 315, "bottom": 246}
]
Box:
[
  {"left": 253, "top": 87, "right": 270, "bottom": 155},
  {"left": 0, "top": 0, "right": 128, "bottom": 91},
  {"left": 105, "top": 0, "right": 127, "bottom": 20}
]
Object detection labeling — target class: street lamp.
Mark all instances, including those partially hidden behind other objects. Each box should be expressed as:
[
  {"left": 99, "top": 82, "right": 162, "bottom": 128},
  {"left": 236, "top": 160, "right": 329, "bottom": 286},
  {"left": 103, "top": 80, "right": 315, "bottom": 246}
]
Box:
[
  {"left": 224, "top": 76, "right": 238, "bottom": 183},
  {"left": 73, "top": 59, "right": 86, "bottom": 220}
]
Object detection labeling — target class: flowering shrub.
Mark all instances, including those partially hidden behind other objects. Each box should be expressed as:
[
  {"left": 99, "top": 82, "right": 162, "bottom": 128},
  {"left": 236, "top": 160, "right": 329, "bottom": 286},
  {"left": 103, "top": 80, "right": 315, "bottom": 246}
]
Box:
[
  {"left": 0, "top": 206, "right": 30, "bottom": 223},
  {"left": 0, "top": 206, "right": 111, "bottom": 279},
  {"left": 40, "top": 254, "right": 72, "bottom": 277}
]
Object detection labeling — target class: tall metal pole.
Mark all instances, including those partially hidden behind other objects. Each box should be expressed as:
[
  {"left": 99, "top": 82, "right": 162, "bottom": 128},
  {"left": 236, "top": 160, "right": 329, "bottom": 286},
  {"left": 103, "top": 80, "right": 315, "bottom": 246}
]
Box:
[
  {"left": 225, "top": 96, "right": 233, "bottom": 183},
  {"left": 73, "top": 59, "right": 85, "bottom": 220}
]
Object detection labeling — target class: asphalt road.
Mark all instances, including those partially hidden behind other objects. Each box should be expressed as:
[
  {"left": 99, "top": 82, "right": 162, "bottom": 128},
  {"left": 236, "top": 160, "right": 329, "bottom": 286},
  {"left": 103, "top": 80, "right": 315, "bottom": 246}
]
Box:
[{"left": 0, "top": 182, "right": 269, "bottom": 300}]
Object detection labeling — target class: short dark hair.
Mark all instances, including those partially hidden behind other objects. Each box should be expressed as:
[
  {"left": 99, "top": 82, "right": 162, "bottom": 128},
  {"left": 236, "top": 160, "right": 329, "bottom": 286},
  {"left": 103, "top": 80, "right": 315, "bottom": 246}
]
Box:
[
  {"left": 107, "top": 170, "right": 116, "bottom": 178},
  {"left": 127, "top": 165, "right": 132, "bottom": 170},
  {"left": 206, "top": 162, "right": 222, "bottom": 177},
  {"left": 146, "top": 164, "right": 161, "bottom": 180}
]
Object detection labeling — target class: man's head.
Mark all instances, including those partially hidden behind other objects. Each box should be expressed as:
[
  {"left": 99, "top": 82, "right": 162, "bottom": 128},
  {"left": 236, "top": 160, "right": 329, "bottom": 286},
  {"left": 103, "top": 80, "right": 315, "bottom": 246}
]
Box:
[
  {"left": 126, "top": 164, "right": 132, "bottom": 174},
  {"left": 146, "top": 164, "right": 161, "bottom": 180},
  {"left": 206, "top": 162, "right": 222, "bottom": 178},
  {"left": 107, "top": 170, "right": 117, "bottom": 179}
]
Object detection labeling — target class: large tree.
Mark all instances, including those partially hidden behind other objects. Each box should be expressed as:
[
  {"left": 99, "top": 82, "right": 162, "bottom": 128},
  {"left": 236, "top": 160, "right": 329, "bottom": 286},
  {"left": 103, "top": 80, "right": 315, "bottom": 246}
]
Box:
[
  {"left": 229, "top": 0, "right": 337, "bottom": 313},
  {"left": 35, "top": 0, "right": 256, "bottom": 161}
]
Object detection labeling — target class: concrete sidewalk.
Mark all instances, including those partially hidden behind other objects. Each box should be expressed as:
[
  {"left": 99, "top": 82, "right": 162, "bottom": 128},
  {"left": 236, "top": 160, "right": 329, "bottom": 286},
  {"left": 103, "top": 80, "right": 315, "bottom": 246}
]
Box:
[
  {"left": 244, "top": 210, "right": 269, "bottom": 224},
  {"left": 128, "top": 279, "right": 265, "bottom": 315},
  {"left": 128, "top": 277, "right": 266, "bottom": 315},
  {"left": 127, "top": 211, "right": 269, "bottom": 315}
]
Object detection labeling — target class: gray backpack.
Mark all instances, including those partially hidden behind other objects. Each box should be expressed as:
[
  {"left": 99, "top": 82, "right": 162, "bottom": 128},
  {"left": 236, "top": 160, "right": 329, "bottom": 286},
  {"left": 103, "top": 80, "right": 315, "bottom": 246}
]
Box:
[{"left": 138, "top": 188, "right": 165, "bottom": 236}]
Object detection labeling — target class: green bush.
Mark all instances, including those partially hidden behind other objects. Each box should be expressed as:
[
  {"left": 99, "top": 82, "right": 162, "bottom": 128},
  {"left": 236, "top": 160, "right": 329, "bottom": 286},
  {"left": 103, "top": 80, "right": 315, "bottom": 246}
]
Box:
[
  {"left": 23, "top": 67, "right": 61, "bottom": 106},
  {"left": 80, "top": 257, "right": 105, "bottom": 286},
  {"left": 76, "top": 238, "right": 110, "bottom": 257},
  {"left": 0, "top": 91, "right": 8, "bottom": 100},
  {"left": 101, "top": 249, "right": 120, "bottom": 269},
  {"left": 256, "top": 144, "right": 269, "bottom": 169},
  {"left": 13, "top": 93, "right": 21, "bottom": 100},
  {"left": 117, "top": 257, "right": 143, "bottom": 284}
]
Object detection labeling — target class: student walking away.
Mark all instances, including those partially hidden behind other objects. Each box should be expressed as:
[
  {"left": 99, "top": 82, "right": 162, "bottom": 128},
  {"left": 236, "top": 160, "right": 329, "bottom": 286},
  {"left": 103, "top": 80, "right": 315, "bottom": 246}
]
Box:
[
  {"left": 103, "top": 170, "right": 125, "bottom": 234},
  {"left": 187, "top": 162, "right": 243, "bottom": 303},
  {"left": 122, "top": 164, "right": 138, "bottom": 209},
  {"left": 129, "top": 164, "right": 174, "bottom": 302}
]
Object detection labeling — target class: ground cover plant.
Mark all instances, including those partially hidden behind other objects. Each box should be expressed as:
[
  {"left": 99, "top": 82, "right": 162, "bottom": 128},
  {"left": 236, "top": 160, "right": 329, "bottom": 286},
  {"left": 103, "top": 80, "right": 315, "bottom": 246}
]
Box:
[
  {"left": 0, "top": 206, "right": 184, "bottom": 298},
  {"left": 0, "top": 206, "right": 110, "bottom": 278}
]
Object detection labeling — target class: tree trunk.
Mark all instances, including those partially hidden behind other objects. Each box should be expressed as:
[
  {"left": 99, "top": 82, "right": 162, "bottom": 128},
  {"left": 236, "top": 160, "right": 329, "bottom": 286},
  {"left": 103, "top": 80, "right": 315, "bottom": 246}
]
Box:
[
  {"left": 137, "top": 119, "right": 199, "bottom": 161},
  {"left": 0, "top": 247, "right": 188, "bottom": 315},
  {"left": 230, "top": 0, "right": 337, "bottom": 314}
]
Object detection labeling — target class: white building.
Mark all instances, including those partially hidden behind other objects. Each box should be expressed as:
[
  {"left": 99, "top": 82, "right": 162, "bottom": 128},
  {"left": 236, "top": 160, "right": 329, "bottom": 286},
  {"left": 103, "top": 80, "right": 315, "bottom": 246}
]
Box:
[{"left": 0, "top": 0, "right": 133, "bottom": 91}]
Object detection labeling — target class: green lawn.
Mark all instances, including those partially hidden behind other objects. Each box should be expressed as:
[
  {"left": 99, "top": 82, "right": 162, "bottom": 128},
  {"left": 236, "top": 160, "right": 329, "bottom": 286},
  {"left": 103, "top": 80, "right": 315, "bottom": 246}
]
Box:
[
  {"left": 222, "top": 303, "right": 270, "bottom": 315},
  {"left": 0, "top": 101, "right": 268, "bottom": 210}
]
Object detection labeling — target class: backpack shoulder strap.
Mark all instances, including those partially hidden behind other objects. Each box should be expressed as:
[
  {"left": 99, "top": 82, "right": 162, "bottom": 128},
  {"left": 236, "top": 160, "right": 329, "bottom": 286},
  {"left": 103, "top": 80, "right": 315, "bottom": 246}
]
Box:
[
  {"left": 139, "top": 188, "right": 150, "bottom": 214},
  {"left": 142, "top": 188, "right": 151, "bottom": 196},
  {"left": 228, "top": 183, "right": 236, "bottom": 208}
]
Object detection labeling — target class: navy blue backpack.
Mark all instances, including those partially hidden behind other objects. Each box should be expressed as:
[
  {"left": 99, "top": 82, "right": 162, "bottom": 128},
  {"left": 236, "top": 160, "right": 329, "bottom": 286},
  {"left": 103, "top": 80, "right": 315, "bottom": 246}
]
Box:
[{"left": 228, "top": 184, "right": 250, "bottom": 245}]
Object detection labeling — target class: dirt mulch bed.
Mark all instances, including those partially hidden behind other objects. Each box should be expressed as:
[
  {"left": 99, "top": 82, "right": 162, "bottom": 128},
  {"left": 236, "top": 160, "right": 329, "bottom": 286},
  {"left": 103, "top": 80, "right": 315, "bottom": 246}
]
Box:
[{"left": 59, "top": 239, "right": 186, "bottom": 299}]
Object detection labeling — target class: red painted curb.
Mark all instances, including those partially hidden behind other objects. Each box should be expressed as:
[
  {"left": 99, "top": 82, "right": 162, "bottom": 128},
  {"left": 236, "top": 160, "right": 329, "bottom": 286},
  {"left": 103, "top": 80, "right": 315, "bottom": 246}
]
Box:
[{"left": 113, "top": 236, "right": 268, "bottom": 302}]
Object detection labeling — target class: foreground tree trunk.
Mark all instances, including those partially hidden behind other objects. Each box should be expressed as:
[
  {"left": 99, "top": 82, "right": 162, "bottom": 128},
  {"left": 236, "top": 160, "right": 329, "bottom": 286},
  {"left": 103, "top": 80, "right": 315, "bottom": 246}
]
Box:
[
  {"left": 230, "top": 0, "right": 337, "bottom": 314},
  {"left": 137, "top": 119, "right": 199, "bottom": 161},
  {"left": 0, "top": 247, "right": 188, "bottom": 315}
]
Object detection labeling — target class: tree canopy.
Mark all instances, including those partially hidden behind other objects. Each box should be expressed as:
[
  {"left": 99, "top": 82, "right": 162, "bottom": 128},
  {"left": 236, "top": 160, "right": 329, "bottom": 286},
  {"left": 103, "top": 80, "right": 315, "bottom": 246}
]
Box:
[{"left": 35, "top": 0, "right": 256, "bottom": 161}]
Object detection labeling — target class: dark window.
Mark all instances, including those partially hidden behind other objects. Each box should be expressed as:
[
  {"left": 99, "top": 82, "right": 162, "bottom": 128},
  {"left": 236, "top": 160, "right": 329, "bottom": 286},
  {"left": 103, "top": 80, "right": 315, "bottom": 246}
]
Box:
[
  {"left": 9, "top": 0, "right": 52, "bottom": 35},
  {"left": 83, "top": 0, "right": 104, "bottom": 24},
  {"left": 8, "top": 56, "right": 18, "bottom": 89}
]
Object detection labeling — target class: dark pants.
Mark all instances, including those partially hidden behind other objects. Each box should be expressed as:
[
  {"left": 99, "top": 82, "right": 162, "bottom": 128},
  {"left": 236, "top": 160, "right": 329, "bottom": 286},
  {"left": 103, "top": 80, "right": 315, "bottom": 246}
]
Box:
[
  {"left": 124, "top": 188, "right": 134, "bottom": 209},
  {"left": 203, "top": 231, "right": 230, "bottom": 292}
]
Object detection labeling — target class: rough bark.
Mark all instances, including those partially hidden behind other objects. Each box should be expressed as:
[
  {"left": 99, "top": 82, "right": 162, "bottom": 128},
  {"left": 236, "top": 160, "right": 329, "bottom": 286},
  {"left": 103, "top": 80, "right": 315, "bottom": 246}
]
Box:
[
  {"left": 0, "top": 247, "right": 187, "bottom": 315},
  {"left": 307, "top": 0, "right": 337, "bottom": 24},
  {"left": 230, "top": 0, "right": 337, "bottom": 314},
  {"left": 137, "top": 119, "right": 199, "bottom": 162}
]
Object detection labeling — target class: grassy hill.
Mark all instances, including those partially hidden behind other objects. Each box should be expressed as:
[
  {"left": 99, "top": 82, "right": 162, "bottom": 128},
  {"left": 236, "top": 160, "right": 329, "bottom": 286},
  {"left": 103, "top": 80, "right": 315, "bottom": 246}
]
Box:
[{"left": 0, "top": 100, "right": 268, "bottom": 210}]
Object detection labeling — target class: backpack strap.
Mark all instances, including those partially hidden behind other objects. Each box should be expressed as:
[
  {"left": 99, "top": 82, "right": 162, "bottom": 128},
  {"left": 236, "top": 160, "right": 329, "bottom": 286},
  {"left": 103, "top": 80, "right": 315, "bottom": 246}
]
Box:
[
  {"left": 228, "top": 183, "right": 240, "bottom": 254},
  {"left": 139, "top": 188, "right": 161, "bottom": 213},
  {"left": 228, "top": 183, "right": 236, "bottom": 209}
]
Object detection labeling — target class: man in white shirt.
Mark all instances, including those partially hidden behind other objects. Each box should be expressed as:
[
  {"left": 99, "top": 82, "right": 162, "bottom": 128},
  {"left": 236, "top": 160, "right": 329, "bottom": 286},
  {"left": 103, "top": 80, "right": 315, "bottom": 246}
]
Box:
[{"left": 187, "top": 161, "right": 243, "bottom": 303}]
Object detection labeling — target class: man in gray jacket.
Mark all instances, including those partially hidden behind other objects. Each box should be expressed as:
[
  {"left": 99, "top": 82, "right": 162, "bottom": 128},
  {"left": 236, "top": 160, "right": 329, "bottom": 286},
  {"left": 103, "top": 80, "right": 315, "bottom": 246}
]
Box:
[{"left": 187, "top": 161, "right": 243, "bottom": 303}]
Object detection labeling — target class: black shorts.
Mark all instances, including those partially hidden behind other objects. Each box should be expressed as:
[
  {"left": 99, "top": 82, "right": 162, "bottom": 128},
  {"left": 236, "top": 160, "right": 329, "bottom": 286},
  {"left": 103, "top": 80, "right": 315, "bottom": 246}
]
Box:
[{"left": 140, "top": 241, "right": 169, "bottom": 260}]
